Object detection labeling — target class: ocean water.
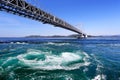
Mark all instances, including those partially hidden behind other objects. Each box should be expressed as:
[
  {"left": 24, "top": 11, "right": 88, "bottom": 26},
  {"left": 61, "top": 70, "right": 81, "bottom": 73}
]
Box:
[{"left": 0, "top": 37, "right": 120, "bottom": 80}]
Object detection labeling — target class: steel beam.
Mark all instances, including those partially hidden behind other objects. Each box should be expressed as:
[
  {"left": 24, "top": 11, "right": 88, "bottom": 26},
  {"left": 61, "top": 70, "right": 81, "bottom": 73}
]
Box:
[{"left": 0, "top": 0, "right": 86, "bottom": 36}]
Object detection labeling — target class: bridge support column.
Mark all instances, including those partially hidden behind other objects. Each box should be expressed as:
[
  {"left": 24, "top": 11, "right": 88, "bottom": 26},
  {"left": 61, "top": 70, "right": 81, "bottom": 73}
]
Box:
[
  {"left": 83, "top": 34, "right": 87, "bottom": 38},
  {"left": 76, "top": 34, "right": 87, "bottom": 39}
]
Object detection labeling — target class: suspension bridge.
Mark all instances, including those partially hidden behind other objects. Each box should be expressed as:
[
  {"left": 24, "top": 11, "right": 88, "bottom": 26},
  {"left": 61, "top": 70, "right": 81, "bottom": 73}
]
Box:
[{"left": 0, "top": 0, "right": 87, "bottom": 38}]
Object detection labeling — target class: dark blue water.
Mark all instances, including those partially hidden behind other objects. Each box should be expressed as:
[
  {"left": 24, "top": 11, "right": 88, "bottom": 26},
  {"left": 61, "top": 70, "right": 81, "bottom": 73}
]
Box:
[{"left": 0, "top": 37, "right": 120, "bottom": 80}]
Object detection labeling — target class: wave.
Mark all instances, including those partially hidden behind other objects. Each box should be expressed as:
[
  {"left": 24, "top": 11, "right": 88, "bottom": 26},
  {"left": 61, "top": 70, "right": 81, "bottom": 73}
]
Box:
[
  {"left": 90, "top": 54, "right": 104, "bottom": 72},
  {"left": 10, "top": 42, "right": 28, "bottom": 44},
  {"left": 90, "top": 54, "right": 106, "bottom": 80},
  {"left": 44, "top": 42, "right": 70, "bottom": 46}
]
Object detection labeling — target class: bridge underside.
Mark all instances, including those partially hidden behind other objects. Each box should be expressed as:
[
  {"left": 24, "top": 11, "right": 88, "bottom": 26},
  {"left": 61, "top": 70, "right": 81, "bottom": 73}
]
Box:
[{"left": 0, "top": 0, "right": 87, "bottom": 37}]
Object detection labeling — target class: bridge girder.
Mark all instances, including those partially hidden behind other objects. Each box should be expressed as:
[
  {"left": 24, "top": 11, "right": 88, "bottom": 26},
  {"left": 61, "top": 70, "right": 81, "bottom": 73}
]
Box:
[{"left": 0, "top": 0, "right": 86, "bottom": 36}]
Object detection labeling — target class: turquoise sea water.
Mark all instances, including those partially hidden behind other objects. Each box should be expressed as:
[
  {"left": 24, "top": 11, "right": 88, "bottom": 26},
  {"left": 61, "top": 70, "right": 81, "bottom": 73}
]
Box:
[{"left": 0, "top": 37, "right": 120, "bottom": 80}]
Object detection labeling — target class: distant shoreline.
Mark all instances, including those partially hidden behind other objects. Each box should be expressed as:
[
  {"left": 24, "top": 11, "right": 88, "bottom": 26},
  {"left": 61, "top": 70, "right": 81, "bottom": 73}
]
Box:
[
  {"left": 25, "top": 35, "right": 120, "bottom": 38},
  {"left": 0, "top": 35, "right": 120, "bottom": 38}
]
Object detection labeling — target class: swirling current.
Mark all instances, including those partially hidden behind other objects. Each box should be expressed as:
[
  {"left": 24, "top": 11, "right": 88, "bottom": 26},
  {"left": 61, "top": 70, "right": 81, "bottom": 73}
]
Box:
[{"left": 0, "top": 37, "right": 120, "bottom": 80}]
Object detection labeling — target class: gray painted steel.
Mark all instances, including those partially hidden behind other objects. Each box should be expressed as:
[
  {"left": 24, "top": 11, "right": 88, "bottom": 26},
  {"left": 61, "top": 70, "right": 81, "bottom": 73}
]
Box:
[{"left": 0, "top": 0, "right": 86, "bottom": 36}]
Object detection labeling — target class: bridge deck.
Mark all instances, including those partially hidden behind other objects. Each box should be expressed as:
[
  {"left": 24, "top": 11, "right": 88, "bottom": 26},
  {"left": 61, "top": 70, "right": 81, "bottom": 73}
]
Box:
[{"left": 0, "top": 0, "right": 86, "bottom": 36}]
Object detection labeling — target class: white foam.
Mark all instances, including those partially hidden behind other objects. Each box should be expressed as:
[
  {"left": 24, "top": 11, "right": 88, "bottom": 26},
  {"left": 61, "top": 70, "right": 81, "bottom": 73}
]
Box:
[
  {"left": 96, "top": 64, "right": 104, "bottom": 72},
  {"left": 10, "top": 42, "right": 14, "bottom": 44},
  {"left": 81, "top": 52, "right": 91, "bottom": 66},
  {"left": 10, "top": 41, "right": 28, "bottom": 44},
  {"left": 2, "top": 57, "right": 14, "bottom": 66},
  {"left": 61, "top": 52, "right": 81, "bottom": 62},
  {"left": 27, "top": 49, "right": 43, "bottom": 55},
  {"left": 91, "top": 54, "right": 103, "bottom": 72},
  {"left": 17, "top": 49, "right": 90, "bottom": 70},
  {"left": 47, "top": 42, "right": 55, "bottom": 45},
  {"left": 46, "top": 42, "right": 70, "bottom": 46},
  {"left": 16, "top": 42, "right": 27, "bottom": 44},
  {"left": 92, "top": 74, "right": 106, "bottom": 80},
  {"left": 110, "top": 44, "right": 120, "bottom": 47}
]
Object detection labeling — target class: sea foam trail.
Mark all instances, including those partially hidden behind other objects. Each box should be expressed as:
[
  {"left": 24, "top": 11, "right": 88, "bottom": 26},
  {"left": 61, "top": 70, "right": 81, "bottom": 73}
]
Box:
[
  {"left": 45, "top": 42, "right": 70, "bottom": 46},
  {"left": 16, "top": 49, "right": 90, "bottom": 70}
]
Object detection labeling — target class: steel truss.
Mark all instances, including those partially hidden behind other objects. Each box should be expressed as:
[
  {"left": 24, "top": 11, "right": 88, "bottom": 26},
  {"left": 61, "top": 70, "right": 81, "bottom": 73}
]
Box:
[{"left": 0, "top": 0, "right": 85, "bottom": 35}]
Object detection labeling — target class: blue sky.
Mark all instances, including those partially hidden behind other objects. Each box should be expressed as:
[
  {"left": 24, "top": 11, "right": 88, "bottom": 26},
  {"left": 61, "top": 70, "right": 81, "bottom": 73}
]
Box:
[{"left": 0, "top": 0, "right": 120, "bottom": 37}]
